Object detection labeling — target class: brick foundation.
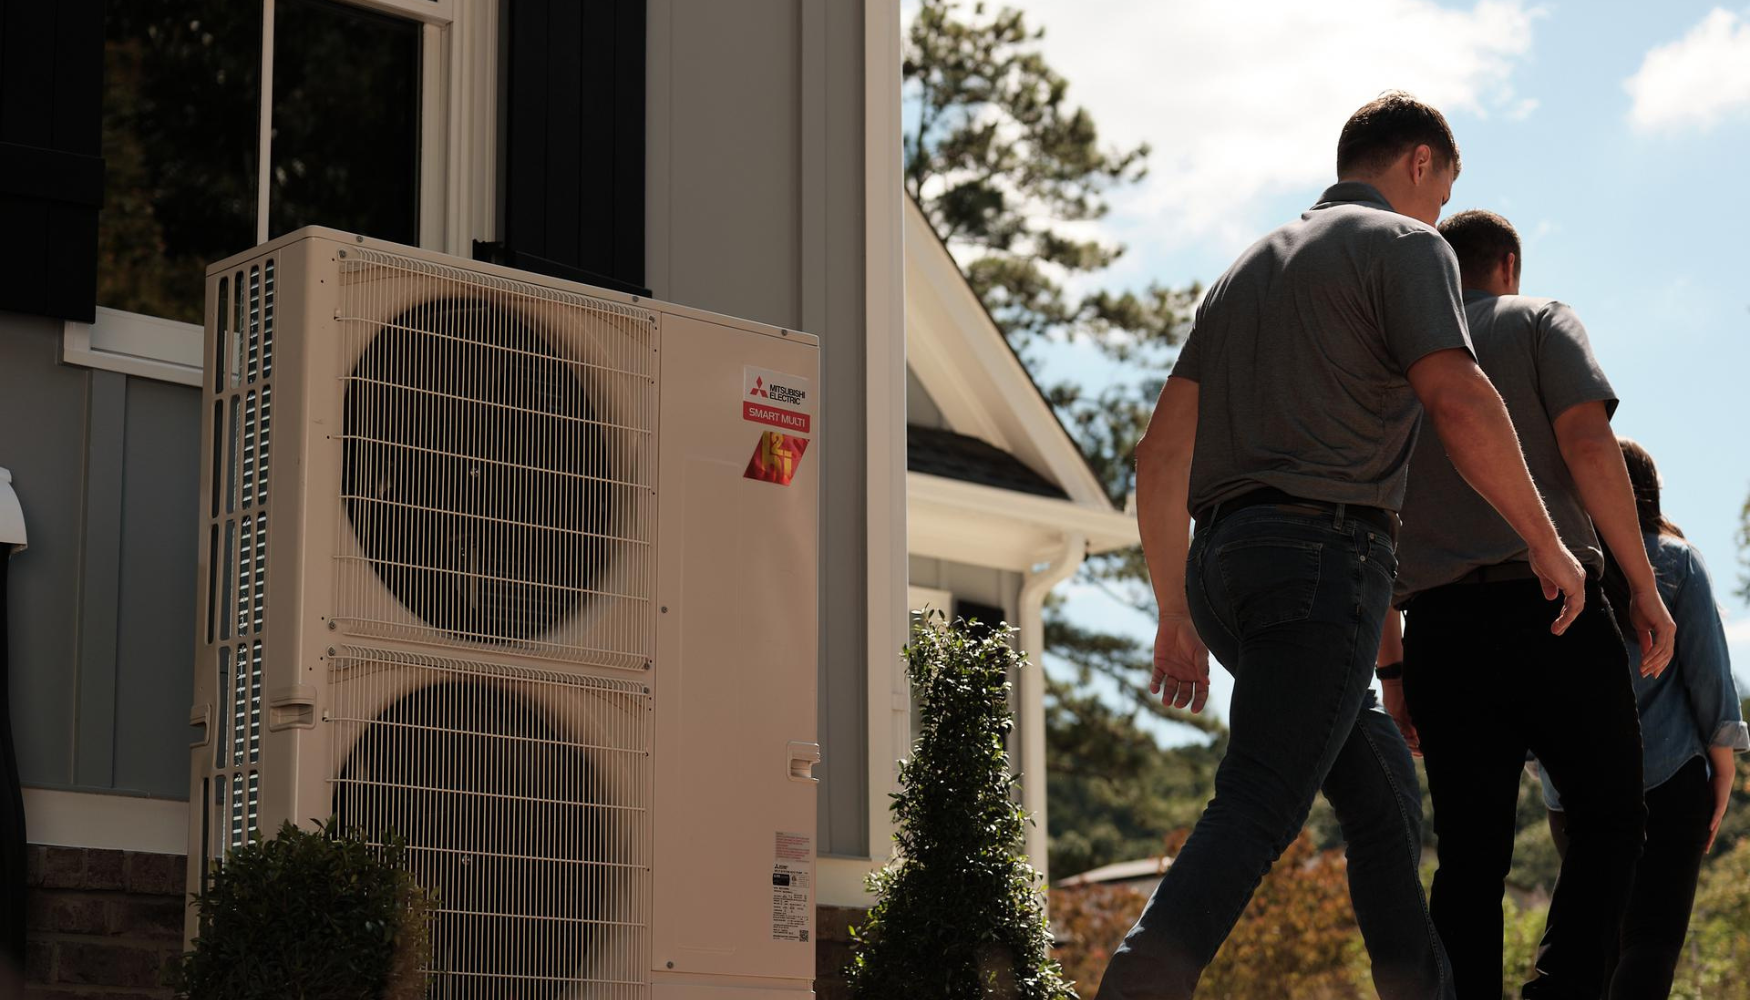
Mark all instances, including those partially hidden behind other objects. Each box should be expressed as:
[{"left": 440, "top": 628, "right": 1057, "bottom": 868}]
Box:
[
  {"left": 814, "top": 905, "right": 865, "bottom": 1000},
  {"left": 23, "top": 846, "right": 185, "bottom": 998},
  {"left": 23, "top": 846, "right": 868, "bottom": 998}
]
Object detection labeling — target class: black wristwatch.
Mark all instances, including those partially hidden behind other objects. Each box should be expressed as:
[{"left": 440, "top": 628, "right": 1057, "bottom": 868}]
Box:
[{"left": 1375, "top": 660, "right": 1404, "bottom": 681}]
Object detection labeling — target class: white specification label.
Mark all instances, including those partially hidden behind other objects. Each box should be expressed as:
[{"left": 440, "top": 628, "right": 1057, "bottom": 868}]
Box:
[{"left": 772, "top": 832, "right": 813, "bottom": 942}]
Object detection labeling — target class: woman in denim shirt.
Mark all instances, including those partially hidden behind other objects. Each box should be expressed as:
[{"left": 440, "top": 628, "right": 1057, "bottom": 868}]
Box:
[{"left": 1539, "top": 438, "right": 1748, "bottom": 997}]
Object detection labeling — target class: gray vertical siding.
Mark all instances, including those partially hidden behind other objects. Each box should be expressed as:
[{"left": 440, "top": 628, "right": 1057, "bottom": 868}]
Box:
[
  {"left": 648, "top": 0, "right": 871, "bottom": 857},
  {"left": 0, "top": 315, "right": 198, "bottom": 798}
]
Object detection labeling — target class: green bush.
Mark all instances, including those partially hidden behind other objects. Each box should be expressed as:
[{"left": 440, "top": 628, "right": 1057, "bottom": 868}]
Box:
[
  {"left": 847, "top": 615, "right": 1074, "bottom": 999},
  {"left": 170, "top": 819, "right": 431, "bottom": 1000}
]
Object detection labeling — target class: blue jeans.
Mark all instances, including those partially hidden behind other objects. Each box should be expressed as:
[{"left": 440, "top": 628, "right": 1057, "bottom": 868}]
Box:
[{"left": 1099, "top": 504, "right": 1452, "bottom": 1000}]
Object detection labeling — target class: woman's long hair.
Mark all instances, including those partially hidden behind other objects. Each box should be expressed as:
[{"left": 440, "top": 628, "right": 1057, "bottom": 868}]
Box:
[{"left": 1601, "top": 437, "right": 1684, "bottom": 632}]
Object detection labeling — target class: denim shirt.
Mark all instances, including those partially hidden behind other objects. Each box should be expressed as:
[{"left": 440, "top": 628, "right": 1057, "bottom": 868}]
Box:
[{"left": 1544, "top": 534, "right": 1750, "bottom": 809}]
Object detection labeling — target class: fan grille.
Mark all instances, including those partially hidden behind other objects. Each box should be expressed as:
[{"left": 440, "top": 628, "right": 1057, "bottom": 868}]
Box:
[
  {"left": 329, "top": 647, "right": 651, "bottom": 998},
  {"left": 334, "top": 251, "right": 656, "bottom": 665}
]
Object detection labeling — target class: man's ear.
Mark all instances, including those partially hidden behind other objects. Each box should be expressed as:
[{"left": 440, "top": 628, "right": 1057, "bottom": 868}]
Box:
[
  {"left": 1501, "top": 252, "right": 1518, "bottom": 289},
  {"left": 1410, "top": 143, "right": 1434, "bottom": 182}
]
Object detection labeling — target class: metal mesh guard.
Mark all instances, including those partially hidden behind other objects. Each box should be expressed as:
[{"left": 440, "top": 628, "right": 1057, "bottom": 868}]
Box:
[
  {"left": 329, "top": 646, "right": 651, "bottom": 998},
  {"left": 334, "top": 249, "right": 657, "bottom": 668}
]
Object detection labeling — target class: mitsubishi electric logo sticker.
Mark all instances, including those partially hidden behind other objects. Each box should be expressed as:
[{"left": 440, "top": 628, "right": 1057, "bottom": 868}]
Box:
[{"left": 743, "top": 366, "right": 813, "bottom": 434}]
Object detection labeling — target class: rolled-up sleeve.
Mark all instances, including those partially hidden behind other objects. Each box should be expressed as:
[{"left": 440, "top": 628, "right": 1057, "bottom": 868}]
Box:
[{"left": 1674, "top": 546, "right": 1749, "bottom": 752}]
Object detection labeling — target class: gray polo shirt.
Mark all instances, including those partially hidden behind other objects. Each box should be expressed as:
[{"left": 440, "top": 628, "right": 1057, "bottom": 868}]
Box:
[
  {"left": 1172, "top": 182, "right": 1473, "bottom": 515},
  {"left": 1394, "top": 291, "right": 1617, "bottom": 603}
]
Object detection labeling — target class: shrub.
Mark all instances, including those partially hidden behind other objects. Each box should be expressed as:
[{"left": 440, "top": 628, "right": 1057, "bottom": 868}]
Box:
[
  {"left": 170, "top": 819, "right": 431, "bottom": 1000},
  {"left": 846, "top": 616, "right": 1074, "bottom": 999}
]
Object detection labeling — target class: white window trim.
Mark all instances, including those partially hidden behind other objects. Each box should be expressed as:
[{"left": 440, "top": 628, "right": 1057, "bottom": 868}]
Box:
[{"left": 63, "top": 0, "right": 497, "bottom": 387}]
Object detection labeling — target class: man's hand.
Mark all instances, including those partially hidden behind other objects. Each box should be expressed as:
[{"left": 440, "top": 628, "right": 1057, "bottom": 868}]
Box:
[
  {"left": 1381, "top": 678, "right": 1420, "bottom": 757},
  {"left": 1528, "top": 540, "right": 1587, "bottom": 635},
  {"left": 1707, "top": 747, "right": 1735, "bottom": 853},
  {"left": 1628, "top": 588, "right": 1676, "bottom": 679},
  {"left": 1152, "top": 614, "right": 1211, "bottom": 714}
]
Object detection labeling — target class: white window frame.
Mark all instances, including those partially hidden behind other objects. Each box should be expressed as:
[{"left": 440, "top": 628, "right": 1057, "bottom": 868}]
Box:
[{"left": 62, "top": 0, "right": 498, "bottom": 388}]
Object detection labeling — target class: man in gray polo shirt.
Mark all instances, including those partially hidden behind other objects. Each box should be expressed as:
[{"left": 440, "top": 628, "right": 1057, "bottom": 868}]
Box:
[
  {"left": 1099, "top": 94, "right": 1587, "bottom": 1000},
  {"left": 1381, "top": 210, "right": 1675, "bottom": 999}
]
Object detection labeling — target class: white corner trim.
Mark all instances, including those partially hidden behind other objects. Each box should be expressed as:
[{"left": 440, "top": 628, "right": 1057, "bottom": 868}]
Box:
[
  {"left": 1017, "top": 532, "right": 1087, "bottom": 886},
  {"left": 61, "top": 308, "right": 204, "bottom": 387},
  {"left": 864, "top": 0, "right": 907, "bottom": 862},
  {"left": 24, "top": 787, "right": 190, "bottom": 856}
]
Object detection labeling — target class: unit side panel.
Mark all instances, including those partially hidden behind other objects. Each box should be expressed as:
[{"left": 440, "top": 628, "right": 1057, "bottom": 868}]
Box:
[{"left": 652, "top": 314, "right": 820, "bottom": 984}]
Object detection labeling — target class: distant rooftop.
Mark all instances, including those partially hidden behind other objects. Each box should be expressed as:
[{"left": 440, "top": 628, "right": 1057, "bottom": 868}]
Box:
[
  {"left": 906, "top": 424, "right": 1069, "bottom": 500},
  {"left": 1054, "top": 855, "right": 1173, "bottom": 888}
]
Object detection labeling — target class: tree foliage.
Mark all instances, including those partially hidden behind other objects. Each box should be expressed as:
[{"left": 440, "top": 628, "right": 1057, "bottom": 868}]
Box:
[
  {"left": 848, "top": 618, "right": 1073, "bottom": 999},
  {"left": 904, "top": 1, "right": 1193, "bottom": 357}
]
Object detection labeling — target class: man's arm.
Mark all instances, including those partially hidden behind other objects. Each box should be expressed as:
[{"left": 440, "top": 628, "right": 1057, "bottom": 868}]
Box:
[
  {"left": 1551, "top": 401, "right": 1676, "bottom": 675},
  {"left": 1134, "top": 376, "right": 1211, "bottom": 713},
  {"left": 1405, "top": 348, "right": 1587, "bottom": 633}
]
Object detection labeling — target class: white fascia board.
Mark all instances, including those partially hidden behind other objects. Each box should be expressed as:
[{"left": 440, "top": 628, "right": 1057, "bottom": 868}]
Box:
[
  {"left": 907, "top": 472, "right": 1139, "bottom": 565},
  {"left": 902, "top": 200, "right": 1115, "bottom": 509}
]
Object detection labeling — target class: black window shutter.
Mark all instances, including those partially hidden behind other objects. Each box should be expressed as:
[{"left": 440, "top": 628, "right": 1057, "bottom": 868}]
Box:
[
  {"left": 481, "top": 0, "right": 647, "bottom": 297},
  {"left": 0, "top": 0, "right": 105, "bottom": 323}
]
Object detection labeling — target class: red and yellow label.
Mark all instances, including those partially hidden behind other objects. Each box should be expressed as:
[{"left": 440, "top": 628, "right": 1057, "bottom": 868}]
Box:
[{"left": 744, "top": 432, "right": 810, "bottom": 486}]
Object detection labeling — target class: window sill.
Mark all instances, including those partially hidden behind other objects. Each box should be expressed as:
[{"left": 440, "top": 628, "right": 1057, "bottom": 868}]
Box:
[{"left": 62, "top": 307, "right": 203, "bottom": 387}]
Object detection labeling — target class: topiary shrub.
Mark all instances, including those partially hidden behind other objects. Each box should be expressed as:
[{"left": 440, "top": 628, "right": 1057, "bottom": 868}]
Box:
[
  {"left": 170, "top": 819, "right": 431, "bottom": 1000},
  {"left": 847, "top": 615, "right": 1075, "bottom": 999}
]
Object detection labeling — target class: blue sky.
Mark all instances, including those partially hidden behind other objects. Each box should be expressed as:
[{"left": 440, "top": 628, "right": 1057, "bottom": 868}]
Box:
[{"left": 966, "top": 0, "right": 1750, "bottom": 742}]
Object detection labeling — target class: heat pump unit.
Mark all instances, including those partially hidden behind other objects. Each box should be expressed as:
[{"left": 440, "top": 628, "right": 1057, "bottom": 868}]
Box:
[{"left": 187, "top": 228, "right": 821, "bottom": 999}]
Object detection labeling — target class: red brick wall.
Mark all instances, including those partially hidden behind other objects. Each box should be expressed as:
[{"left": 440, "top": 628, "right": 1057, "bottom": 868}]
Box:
[
  {"left": 23, "top": 846, "right": 185, "bottom": 999},
  {"left": 24, "top": 846, "right": 868, "bottom": 999},
  {"left": 815, "top": 905, "right": 865, "bottom": 1000}
]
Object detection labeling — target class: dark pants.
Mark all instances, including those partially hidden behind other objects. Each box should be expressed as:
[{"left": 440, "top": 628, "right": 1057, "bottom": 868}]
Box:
[
  {"left": 1403, "top": 577, "right": 1645, "bottom": 1000},
  {"left": 1100, "top": 504, "right": 1450, "bottom": 1000},
  {"left": 1548, "top": 755, "right": 1711, "bottom": 1000}
]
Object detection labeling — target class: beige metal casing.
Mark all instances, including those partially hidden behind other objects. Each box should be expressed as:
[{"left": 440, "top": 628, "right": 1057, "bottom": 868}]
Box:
[{"left": 187, "top": 228, "right": 819, "bottom": 998}]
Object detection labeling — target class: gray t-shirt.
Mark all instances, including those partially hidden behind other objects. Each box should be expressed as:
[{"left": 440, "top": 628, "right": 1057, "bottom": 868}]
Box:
[
  {"left": 1394, "top": 291, "right": 1617, "bottom": 602},
  {"left": 1172, "top": 182, "right": 1473, "bottom": 514}
]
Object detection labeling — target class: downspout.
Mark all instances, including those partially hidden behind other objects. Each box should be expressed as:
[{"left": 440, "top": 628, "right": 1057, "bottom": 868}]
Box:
[{"left": 1016, "top": 531, "right": 1085, "bottom": 886}]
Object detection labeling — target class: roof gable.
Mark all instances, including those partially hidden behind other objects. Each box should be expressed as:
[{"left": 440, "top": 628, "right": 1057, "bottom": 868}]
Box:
[{"left": 904, "top": 197, "right": 1115, "bottom": 512}]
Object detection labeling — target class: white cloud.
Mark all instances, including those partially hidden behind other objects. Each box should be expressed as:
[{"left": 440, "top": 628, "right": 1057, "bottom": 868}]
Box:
[
  {"left": 1624, "top": 8, "right": 1750, "bottom": 133},
  {"left": 991, "top": 0, "right": 1541, "bottom": 265}
]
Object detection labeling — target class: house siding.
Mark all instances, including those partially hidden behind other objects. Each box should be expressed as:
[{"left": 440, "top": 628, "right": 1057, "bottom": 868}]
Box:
[
  {"left": 0, "top": 316, "right": 198, "bottom": 799},
  {"left": 648, "top": 0, "right": 872, "bottom": 858}
]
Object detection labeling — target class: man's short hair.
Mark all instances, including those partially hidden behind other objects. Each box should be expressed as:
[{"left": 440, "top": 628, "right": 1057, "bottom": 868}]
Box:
[
  {"left": 1336, "top": 91, "right": 1462, "bottom": 179},
  {"left": 1438, "top": 210, "right": 1521, "bottom": 287}
]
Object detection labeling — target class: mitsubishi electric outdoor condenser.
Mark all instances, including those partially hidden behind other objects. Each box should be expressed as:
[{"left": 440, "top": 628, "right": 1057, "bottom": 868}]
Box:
[{"left": 187, "top": 228, "right": 822, "bottom": 999}]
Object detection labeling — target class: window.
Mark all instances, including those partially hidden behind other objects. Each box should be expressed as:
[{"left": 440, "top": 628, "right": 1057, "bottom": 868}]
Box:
[{"left": 68, "top": 0, "right": 495, "bottom": 385}]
